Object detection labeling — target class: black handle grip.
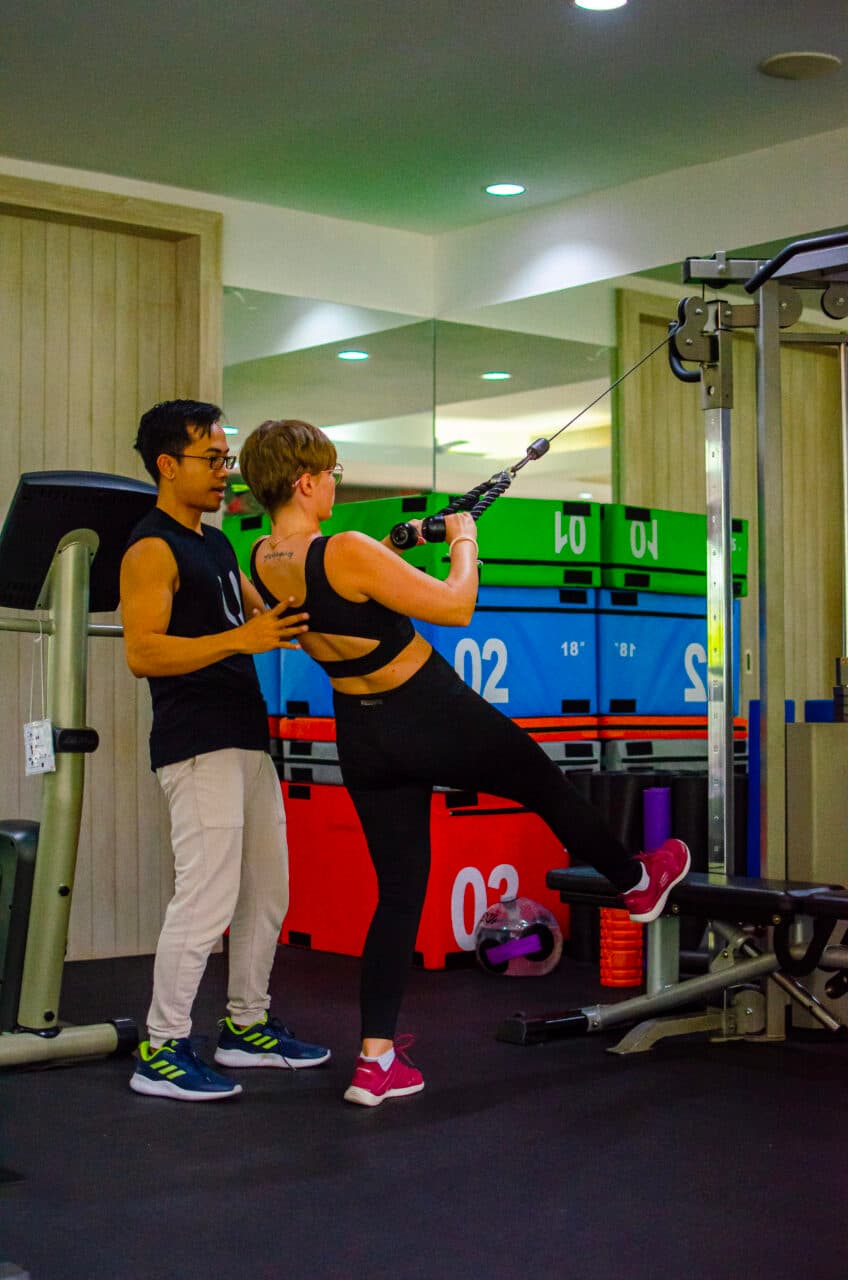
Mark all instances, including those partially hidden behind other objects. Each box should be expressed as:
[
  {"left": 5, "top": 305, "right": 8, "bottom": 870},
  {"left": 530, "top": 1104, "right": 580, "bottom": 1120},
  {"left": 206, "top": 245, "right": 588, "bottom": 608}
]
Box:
[
  {"left": 389, "top": 513, "right": 448, "bottom": 549},
  {"left": 422, "top": 514, "right": 447, "bottom": 542},
  {"left": 667, "top": 320, "right": 701, "bottom": 384},
  {"left": 389, "top": 522, "right": 417, "bottom": 550}
]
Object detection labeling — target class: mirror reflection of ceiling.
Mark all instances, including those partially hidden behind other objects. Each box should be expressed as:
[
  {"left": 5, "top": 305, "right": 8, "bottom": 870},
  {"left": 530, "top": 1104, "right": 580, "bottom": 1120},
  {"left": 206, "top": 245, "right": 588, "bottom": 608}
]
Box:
[
  {"left": 223, "top": 288, "right": 614, "bottom": 500},
  {"left": 223, "top": 227, "right": 848, "bottom": 504}
]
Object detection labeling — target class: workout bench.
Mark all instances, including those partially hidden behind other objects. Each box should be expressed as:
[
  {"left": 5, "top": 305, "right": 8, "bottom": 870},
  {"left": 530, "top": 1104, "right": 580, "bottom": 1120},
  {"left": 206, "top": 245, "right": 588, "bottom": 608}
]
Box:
[{"left": 497, "top": 868, "right": 848, "bottom": 1054}]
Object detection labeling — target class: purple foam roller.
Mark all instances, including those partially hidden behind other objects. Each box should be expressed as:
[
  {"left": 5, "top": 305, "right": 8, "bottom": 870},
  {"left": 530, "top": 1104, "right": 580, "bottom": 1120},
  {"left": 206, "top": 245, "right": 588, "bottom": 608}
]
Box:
[
  {"left": 485, "top": 933, "right": 543, "bottom": 964},
  {"left": 643, "top": 787, "right": 671, "bottom": 853}
]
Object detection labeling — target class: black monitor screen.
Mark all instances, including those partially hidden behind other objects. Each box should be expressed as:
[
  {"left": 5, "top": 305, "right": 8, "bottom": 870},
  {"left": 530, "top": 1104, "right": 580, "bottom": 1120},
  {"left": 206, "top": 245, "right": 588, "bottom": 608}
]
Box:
[{"left": 0, "top": 472, "right": 157, "bottom": 612}]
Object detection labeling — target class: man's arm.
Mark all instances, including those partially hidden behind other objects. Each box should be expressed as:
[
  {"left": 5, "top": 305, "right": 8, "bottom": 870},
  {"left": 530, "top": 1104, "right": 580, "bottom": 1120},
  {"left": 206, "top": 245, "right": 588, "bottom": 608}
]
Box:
[{"left": 119, "top": 538, "right": 308, "bottom": 678}]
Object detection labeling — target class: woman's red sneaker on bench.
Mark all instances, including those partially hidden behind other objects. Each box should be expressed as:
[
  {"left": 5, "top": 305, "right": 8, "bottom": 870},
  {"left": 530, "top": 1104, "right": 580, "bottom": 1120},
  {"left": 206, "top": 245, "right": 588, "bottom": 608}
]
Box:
[{"left": 623, "top": 839, "right": 691, "bottom": 924}]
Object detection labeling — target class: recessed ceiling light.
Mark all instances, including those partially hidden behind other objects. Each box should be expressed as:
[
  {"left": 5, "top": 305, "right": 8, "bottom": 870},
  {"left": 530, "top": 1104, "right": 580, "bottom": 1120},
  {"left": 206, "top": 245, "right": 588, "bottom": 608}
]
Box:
[
  {"left": 578, "top": 491, "right": 594, "bottom": 500},
  {"left": 572, "top": 0, "right": 627, "bottom": 10},
  {"left": 481, "top": 371, "right": 512, "bottom": 381},
  {"left": 759, "top": 51, "right": 842, "bottom": 80},
  {"left": 484, "top": 183, "right": 526, "bottom": 197},
  {"left": 337, "top": 349, "right": 369, "bottom": 361},
  {"left": 222, "top": 425, "right": 239, "bottom": 435}
]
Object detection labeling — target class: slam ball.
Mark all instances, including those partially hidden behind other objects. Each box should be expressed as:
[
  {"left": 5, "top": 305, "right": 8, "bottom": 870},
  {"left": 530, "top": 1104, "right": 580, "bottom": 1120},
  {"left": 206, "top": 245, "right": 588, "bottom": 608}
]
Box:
[{"left": 474, "top": 897, "right": 562, "bottom": 977}]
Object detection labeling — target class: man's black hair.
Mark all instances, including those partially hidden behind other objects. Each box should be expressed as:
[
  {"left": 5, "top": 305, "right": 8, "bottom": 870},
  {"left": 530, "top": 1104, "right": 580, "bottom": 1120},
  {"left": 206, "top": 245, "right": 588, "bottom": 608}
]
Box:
[{"left": 134, "top": 399, "right": 223, "bottom": 483}]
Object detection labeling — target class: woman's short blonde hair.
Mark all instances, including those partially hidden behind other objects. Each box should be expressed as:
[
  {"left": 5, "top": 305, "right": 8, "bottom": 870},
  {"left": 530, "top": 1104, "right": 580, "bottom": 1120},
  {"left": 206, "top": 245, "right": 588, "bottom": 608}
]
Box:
[{"left": 238, "top": 419, "right": 337, "bottom": 516}]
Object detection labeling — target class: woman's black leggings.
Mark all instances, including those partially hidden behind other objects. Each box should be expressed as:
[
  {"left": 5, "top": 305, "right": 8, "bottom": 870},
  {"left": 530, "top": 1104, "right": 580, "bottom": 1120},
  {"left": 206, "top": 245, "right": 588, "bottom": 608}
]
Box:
[{"left": 334, "top": 647, "right": 640, "bottom": 1040}]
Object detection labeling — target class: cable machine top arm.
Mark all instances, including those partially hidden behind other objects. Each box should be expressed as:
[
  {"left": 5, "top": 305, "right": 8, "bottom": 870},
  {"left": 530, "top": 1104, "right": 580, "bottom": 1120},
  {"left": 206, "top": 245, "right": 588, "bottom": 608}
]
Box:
[{"left": 744, "top": 230, "right": 848, "bottom": 294}]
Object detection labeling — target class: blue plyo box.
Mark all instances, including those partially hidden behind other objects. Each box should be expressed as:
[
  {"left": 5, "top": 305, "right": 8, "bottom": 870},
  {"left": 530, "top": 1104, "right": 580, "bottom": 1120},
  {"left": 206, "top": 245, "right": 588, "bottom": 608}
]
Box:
[
  {"left": 253, "top": 651, "right": 282, "bottom": 716},
  {"left": 596, "top": 589, "right": 741, "bottom": 716},
  {"left": 279, "top": 646, "right": 335, "bottom": 717},
  {"left": 418, "top": 586, "right": 597, "bottom": 717},
  {"left": 804, "top": 699, "right": 835, "bottom": 723}
]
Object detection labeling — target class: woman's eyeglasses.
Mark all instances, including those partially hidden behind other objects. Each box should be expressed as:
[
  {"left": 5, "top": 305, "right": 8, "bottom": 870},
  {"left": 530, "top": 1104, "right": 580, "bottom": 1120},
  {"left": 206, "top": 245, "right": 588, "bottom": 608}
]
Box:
[{"left": 293, "top": 463, "right": 344, "bottom": 488}]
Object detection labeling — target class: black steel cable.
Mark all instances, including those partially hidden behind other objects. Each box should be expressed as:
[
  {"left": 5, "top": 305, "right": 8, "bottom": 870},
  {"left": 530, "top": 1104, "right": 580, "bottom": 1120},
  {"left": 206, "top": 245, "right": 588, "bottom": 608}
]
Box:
[{"left": 389, "top": 328, "right": 674, "bottom": 548}]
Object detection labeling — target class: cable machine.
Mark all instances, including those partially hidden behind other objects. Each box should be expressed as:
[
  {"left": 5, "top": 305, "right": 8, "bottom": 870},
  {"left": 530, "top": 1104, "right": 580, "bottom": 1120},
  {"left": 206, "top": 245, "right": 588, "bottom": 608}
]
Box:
[
  {"left": 671, "top": 232, "right": 848, "bottom": 884},
  {"left": 501, "top": 230, "right": 848, "bottom": 1053}
]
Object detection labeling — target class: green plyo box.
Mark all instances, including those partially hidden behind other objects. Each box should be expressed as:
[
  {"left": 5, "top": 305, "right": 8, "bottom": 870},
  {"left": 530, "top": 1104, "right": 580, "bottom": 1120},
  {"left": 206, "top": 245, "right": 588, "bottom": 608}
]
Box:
[
  {"left": 222, "top": 512, "right": 271, "bottom": 576},
  {"left": 322, "top": 492, "right": 602, "bottom": 587},
  {"left": 601, "top": 504, "right": 748, "bottom": 597}
]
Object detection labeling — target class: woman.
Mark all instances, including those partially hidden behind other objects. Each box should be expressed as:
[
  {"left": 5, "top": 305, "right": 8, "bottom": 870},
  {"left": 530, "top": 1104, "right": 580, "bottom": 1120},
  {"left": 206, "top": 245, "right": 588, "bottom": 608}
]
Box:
[{"left": 239, "top": 419, "right": 690, "bottom": 1107}]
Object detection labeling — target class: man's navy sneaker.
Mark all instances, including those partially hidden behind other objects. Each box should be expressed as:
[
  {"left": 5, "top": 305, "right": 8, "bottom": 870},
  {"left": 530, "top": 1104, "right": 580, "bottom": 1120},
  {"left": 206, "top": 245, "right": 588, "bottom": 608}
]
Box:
[
  {"left": 214, "top": 1013, "right": 331, "bottom": 1069},
  {"left": 130, "top": 1037, "right": 242, "bottom": 1101}
]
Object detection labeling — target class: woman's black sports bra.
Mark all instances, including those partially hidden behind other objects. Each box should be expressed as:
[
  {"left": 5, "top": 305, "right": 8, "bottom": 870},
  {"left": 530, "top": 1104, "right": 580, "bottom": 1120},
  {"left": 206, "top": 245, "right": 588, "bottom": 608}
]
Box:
[{"left": 250, "top": 534, "right": 415, "bottom": 678}]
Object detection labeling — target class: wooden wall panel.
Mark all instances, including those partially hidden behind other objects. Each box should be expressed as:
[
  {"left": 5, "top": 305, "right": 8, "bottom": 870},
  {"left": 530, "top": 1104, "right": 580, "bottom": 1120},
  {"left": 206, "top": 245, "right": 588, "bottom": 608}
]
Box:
[
  {"left": 0, "top": 216, "right": 24, "bottom": 824},
  {"left": 615, "top": 287, "right": 842, "bottom": 715},
  {"left": 0, "top": 175, "right": 222, "bottom": 960},
  {"left": 44, "top": 222, "right": 71, "bottom": 471}
]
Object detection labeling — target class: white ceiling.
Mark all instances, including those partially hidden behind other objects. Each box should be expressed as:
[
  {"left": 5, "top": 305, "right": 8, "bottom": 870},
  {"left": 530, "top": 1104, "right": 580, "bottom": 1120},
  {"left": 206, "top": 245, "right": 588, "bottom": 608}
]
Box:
[
  {"left": 3, "top": 0, "right": 847, "bottom": 234},
  {"left": 6, "top": 0, "right": 846, "bottom": 501}
]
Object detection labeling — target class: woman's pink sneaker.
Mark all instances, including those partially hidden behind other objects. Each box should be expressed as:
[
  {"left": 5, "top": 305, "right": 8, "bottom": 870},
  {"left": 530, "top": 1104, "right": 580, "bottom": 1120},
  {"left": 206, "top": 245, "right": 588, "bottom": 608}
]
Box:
[
  {"left": 623, "top": 838, "right": 691, "bottom": 923},
  {"left": 343, "top": 1036, "right": 425, "bottom": 1107}
]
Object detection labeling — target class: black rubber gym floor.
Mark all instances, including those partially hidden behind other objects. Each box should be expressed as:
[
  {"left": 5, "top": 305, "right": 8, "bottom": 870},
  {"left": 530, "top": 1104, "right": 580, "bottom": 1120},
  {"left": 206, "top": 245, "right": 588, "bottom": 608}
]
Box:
[{"left": 2, "top": 944, "right": 846, "bottom": 1280}]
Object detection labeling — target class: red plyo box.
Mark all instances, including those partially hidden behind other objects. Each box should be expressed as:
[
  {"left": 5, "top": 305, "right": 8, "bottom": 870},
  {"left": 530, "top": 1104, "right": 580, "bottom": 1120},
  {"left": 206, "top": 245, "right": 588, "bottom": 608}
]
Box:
[
  {"left": 280, "top": 781, "right": 570, "bottom": 970},
  {"left": 596, "top": 714, "right": 747, "bottom": 740}
]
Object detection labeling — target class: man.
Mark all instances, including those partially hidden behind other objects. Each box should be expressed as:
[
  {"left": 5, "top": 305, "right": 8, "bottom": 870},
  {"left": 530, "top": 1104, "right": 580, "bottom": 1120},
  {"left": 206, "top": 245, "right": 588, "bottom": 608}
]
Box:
[{"left": 120, "top": 399, "right": 330, "bottom": 1101}]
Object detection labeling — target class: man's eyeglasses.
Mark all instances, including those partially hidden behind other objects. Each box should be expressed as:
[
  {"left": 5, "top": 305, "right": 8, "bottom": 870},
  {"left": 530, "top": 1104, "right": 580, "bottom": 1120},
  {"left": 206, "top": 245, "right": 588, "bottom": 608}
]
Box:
[{"left": 167, "top": 452, "right": 237, "bottom": 472}]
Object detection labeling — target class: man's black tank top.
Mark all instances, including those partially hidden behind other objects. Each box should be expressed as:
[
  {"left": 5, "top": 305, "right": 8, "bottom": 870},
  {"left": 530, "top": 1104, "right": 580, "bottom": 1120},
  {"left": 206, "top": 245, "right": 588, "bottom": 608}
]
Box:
[
  {"left": 125, "top": 508, "right": 269, "bottom": 769},
  {"left": 250, "top": 535, "right": 414, "bottom": 678}
]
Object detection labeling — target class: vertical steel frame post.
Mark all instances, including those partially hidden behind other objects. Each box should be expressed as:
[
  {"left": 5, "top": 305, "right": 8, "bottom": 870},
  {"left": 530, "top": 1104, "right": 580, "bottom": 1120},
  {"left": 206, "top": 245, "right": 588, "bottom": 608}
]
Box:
[
  {"left": 701, "top": 318, "right": 735, "bottom": 874},
  {"left": 16, "top": 534, "right": 94, "bottom": 1030},
  {"left": 840, "top": 343, "right": 848, "bottom": 663},
  {"left": 755, "top": 282, "right": 787, "bottom": 880}
]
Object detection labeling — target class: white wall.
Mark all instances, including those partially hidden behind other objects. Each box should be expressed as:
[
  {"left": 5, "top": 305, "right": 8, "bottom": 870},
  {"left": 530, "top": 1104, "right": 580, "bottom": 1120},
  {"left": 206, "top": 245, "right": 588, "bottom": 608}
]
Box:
[
  {"left": 4, "top": 123, "right": 848, "bottom": 324},
  {"left": 0, "top": 155, "right": 436, "bottom": 317},
  {"left": 434, "top": 124, "right": 848, "bottom": 314}
]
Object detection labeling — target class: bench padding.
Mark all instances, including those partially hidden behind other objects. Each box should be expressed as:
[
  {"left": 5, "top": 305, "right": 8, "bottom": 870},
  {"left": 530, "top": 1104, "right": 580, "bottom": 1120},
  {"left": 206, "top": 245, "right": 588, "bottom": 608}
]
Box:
[{"left": 546, "top": 867, "right": 848, "bottom": 925}]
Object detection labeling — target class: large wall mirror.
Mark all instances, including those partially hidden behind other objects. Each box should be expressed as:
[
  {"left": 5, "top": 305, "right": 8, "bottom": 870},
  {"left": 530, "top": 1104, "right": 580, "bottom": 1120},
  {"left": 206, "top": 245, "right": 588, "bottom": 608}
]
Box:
[
  {"left": 222, "top": 289, "right": 434, "bottom": 506},
  {"left": 222, "top": 287, "right": 616, "bottom": 509},
  {"left": 222, "top": 227, "right": 847, "bottom": 520}
]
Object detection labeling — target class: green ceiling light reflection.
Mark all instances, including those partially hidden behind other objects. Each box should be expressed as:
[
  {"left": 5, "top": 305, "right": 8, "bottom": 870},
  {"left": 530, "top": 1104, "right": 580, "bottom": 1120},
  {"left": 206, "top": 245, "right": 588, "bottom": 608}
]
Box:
[
  {"left": 484, "top": 183, "right": 526, "bottom": 197},
  {"left": 481, "top": 371, "right": 512, "bottom": 381},
  {"left": 337, "top": 349, "right": 370, "bottom": 361}
]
